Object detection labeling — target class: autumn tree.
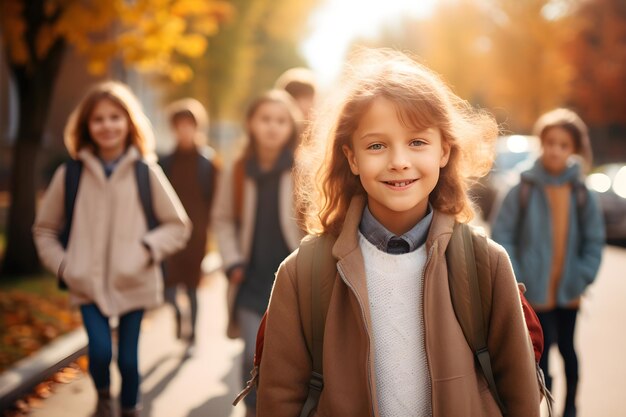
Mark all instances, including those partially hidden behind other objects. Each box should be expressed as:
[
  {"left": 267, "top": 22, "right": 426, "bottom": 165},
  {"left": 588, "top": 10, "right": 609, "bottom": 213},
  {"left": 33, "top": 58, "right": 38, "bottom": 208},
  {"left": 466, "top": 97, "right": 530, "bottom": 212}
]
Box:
[
  {"left": 564, "top": 0, "right": 626, "bottom": 125},
  {"left": 0, "top": 0, "right": 232, "bottom": 275},
  {"left": 171, "top": 0, "right": 319, "bottom": 123}
]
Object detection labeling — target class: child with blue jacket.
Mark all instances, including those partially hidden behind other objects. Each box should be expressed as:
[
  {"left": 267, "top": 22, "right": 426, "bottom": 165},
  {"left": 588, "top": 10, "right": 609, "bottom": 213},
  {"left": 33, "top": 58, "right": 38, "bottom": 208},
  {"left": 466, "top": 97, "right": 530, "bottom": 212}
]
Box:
[{"left": 492, "top": 108, "right": 605, "bottom": 417}]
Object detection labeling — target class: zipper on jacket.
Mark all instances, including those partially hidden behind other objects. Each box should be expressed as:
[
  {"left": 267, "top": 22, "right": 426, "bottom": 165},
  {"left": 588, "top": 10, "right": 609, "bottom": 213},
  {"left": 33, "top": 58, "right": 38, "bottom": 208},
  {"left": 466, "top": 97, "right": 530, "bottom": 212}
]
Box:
[
  {"left": 421, "top": 242, "right": 437, "bottom": 415},
  {"left": 103, "top": 181, "right": 115, "bottom": 312},
  {"left": 336, "top": 263, "right": 378, "bottom": 417}
]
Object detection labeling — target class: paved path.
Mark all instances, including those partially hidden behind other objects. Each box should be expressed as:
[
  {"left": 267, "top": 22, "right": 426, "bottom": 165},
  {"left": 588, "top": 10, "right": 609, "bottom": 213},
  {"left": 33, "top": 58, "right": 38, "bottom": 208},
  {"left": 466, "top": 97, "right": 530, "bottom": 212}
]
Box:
[
  {"left": 29, "top": 246, "right": 626, "bottom": 417},
  {"left": 30, "top": 273, "right": 246, "bottom": 417},
  {"left": 545, "top": 245, "right": 626, "bottom": 416}
]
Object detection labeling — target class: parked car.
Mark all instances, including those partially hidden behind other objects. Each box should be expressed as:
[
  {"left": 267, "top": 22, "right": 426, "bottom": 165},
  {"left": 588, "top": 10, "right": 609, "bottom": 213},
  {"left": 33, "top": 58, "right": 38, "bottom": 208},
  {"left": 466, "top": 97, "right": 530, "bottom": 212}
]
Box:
[
  {"left": 586, "top": 163, "right": 626, "bottom": 243},
  {"left": 472, "top": 135, "right": 541, "bottom": 221}
]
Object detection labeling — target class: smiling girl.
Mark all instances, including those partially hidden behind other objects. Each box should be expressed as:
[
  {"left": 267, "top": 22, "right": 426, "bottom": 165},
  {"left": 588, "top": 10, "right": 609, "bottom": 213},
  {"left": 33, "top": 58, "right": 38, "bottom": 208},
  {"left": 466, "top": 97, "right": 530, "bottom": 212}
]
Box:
[
  {"left": 33, "top": 81, "right": 191, "bottom": 417},
  {"left": 255, "top": 49, "right": 540, "bottom": 417}
]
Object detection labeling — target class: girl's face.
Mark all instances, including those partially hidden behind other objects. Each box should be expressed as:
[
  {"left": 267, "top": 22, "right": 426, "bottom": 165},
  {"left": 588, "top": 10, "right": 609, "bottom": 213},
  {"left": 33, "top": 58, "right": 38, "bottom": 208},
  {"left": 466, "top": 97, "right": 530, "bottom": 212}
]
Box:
[
  {"left": 248, "top": 101, "right": 294, "bottom": 154},
  {"left": 88, "top": 98, "right": 130, "bottom": 156},
  {"left": 343, "top": 97, "right": 450, "bottom": 230},
  {"left": 541, "top": 126, "right": 576, "bottom": 175}
]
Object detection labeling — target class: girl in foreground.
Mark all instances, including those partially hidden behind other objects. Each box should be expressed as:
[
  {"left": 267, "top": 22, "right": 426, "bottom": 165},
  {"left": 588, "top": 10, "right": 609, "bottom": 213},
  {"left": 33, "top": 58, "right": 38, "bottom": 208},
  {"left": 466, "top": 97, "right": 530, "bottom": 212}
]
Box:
[{"left": 256, "top": 49, "right": 540, "bottom": 417}]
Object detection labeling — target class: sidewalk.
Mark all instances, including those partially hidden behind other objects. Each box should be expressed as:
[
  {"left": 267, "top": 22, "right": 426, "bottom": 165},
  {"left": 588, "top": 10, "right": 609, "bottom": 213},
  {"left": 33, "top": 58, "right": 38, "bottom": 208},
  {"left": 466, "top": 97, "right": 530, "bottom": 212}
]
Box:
[{"left": 30, "top": 272, "right": 246, "bottom": 417}]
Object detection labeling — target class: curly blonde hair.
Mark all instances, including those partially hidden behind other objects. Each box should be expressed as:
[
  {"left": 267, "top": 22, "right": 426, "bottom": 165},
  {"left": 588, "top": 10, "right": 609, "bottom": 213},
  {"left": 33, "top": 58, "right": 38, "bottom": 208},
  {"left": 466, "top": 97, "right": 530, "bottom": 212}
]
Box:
[
  {"left": 296, "top": 49, "right": 498, "bottom": 235},
  {"left": 64, "top": 81, "right": 155, "bottom": 158}
]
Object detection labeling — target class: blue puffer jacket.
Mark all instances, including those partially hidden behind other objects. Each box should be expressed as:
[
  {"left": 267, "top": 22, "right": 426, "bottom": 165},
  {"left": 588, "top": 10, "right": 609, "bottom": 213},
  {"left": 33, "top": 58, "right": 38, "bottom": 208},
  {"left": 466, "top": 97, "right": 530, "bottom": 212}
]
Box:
[{"left": 491, "top": 159, "right": 605, "bottom": 306}]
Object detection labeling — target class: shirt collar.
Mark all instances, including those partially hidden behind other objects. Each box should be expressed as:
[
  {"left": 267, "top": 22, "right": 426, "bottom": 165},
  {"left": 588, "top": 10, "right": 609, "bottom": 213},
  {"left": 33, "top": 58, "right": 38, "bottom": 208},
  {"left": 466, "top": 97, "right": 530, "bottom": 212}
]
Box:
[
  {"left": 359, "top": 203, "right": 433, "bottom": 253},
  {"left": 98, "top": 152, "right": 126, "bottom": 178}
]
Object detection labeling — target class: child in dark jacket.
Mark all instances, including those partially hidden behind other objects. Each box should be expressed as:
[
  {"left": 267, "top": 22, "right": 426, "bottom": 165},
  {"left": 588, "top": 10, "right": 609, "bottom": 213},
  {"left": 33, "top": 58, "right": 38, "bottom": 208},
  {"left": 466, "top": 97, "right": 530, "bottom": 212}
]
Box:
[{"left": 160, "top": 98, "right": 219, "bottom": 352}]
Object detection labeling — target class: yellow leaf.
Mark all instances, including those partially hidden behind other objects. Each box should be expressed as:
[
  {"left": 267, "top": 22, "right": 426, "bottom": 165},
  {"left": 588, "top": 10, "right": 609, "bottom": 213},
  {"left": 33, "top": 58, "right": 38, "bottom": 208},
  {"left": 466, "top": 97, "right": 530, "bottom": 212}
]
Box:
[
  {"left": 87, "top": 59, "right": 107, "bottom": 75},
  {"left": 168, "top": 64, "right": 193, "bottom": 83},
  {"left": 175, "top": 34, "right": 207, "bottom": 57},
  {"left": 192, "top": 16, "right": 219, "bottom": 36}
]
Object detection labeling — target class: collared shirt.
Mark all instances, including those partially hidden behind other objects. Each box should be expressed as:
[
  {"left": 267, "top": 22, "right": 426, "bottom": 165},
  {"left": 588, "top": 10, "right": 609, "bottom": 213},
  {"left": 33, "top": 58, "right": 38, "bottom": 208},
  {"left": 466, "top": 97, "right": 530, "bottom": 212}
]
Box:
[
  {"left": 359, "top": 204, "right": 433, "bottom": 254},
  {"left": 99, "top": 153, "right": 125, "bottom": 178}
]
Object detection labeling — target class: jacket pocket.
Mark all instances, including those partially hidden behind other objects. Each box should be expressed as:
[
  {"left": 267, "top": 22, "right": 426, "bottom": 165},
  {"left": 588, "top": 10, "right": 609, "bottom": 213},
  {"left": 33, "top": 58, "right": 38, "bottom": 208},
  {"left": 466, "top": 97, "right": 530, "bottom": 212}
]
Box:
[
  {"left": 62, "top": 262, "right": 93, "bottom": 298},
  {"left": 434, "top": 373, "right": 497, "bottom": 417},
  {"left": 112, "top": 240, "right": 150, "bottom": 290}
]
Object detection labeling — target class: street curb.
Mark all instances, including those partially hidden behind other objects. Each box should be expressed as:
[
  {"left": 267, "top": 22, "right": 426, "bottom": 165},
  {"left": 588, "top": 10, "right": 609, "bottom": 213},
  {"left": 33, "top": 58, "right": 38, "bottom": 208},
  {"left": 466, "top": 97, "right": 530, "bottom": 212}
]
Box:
[{"left": 0, "top": 328, "right": 88, "bottom": 412}]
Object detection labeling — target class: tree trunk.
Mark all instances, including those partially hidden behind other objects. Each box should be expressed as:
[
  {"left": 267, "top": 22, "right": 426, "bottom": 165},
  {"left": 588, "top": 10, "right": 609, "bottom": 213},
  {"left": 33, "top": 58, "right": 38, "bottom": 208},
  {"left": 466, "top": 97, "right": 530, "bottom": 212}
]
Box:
[
  {"left": 1, "top": 31, "right": 66, "bottom": 276},
  {"left": 2, "top": 141, "right": 40, "bottom": 275}
]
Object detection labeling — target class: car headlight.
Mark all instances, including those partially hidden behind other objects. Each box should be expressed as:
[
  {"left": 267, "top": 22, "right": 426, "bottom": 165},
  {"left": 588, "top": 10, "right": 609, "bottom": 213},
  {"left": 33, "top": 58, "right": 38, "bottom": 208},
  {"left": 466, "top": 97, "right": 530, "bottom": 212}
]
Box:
[
  {"left": 586, "top": 173, "right": 611, "bottom": 193},
  {"left": 612, "top": 166, "right": 626, "bottom": 198},
  {"left": 506, "top": 135, "right": 530, "bottom": 153}
]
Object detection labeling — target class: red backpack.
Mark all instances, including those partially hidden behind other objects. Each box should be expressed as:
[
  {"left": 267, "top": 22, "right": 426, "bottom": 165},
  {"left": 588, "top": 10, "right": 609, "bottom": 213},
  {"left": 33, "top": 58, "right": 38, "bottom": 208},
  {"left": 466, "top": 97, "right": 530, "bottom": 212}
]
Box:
[{"left": 234, "top": 223, "right": 553, "bottom": 416}]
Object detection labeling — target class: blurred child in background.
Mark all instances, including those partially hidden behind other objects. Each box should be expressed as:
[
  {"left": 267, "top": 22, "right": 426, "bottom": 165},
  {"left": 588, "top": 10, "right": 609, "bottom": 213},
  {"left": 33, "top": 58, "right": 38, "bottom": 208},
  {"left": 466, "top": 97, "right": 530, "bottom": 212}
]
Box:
[
  {"left": 33, "top": 81, "right": 190, "bottom": 417},
  {"left": 492, "top": 108, "right": 605, "bottom": 417},
  {"left": 212, "top": 89, "right": 304, "bottom": 417},
  {"left": 160, "top": 98, "right": 219, "bottom": 355},
  {"left": 275, "top": 67, "right": 317, "bottom": 124}
]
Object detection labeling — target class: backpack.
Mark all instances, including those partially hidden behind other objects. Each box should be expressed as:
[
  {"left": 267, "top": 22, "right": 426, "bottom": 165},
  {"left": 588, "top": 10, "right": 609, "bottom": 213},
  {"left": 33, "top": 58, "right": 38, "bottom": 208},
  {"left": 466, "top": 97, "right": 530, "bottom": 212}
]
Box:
[
  {"left": 58, "top": 158, "right": 159, "bottom": 289},
  {"left": 517, "top": 176, "right": 588, "bottom": 234},
  {"left": 234, "top": 222, "right": 554, "bottom": 416}
]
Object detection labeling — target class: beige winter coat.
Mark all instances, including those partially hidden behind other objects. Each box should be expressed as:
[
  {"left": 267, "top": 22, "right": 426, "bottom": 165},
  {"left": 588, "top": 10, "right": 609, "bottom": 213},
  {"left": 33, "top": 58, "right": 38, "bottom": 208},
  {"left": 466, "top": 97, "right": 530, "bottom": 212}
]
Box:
[
  {"left": 257, "top": 195, "right": 540, "bottom": 417},
  {"left": 33, "top": 147, "right": 191, "bottom": 316}
]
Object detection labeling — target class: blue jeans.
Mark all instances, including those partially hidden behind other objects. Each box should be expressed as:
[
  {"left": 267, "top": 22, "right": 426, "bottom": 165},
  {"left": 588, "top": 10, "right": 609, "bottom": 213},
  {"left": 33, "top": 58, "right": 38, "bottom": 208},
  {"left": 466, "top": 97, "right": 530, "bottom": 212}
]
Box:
[
  {"left": 80, "top": 304, "right": 144, "bottom": 409},
  {"left": 537, "top": 308, "right": 579, "bottom": 417},
  {"left": 236, "top": 307, "right": 263, "bottom": 409}
]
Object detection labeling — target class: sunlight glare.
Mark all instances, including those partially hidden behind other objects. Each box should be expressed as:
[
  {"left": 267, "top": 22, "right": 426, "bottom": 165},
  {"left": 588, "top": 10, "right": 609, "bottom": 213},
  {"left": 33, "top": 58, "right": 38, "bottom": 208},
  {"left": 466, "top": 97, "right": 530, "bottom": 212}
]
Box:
[{"left": 301, "top": 0, "right": 438, "bottom": 87}]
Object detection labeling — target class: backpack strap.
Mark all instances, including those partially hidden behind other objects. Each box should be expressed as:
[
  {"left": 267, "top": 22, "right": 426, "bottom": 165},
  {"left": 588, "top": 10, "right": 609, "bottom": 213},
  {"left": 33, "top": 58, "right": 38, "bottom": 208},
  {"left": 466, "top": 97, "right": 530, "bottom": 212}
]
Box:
[
  {"left": 158, "top": 153, "right": 173, "bottom": 177},
  {"left": 297, "top": 234, "right": 337, "bottom": 417},
  {"left": 197, "top": 151, "right": 217, "bottom": 203},
  {"left": 57, "top": 159, "right": 83, "bottom": 290},
  {"left": 232, "top": 234, "right": 337, "bottom": 410},
  {"left": 446, "top": 222, "right": 506, "bottom": 414},
  {"left": 60, "top": 159, "right": 83, "bottom": 249},
  {"left": 134, "top": 160, "right": 159, "bottom": 231},
  {"left": 233, "top": 158, "right": 246, "bottom": 228},
  {"left": 572, "top": 180, "right": 588, "bottom": 236},
  {"left": 518, "top": 177, "right": 533, "bottom": 213}
]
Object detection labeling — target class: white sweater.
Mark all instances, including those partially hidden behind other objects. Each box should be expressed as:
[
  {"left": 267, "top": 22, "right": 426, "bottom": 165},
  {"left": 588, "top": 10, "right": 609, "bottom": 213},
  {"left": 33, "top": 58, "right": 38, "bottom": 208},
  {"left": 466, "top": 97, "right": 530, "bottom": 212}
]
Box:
[{"left": 359, "top": 233, "right": 432, "bottom": 417}]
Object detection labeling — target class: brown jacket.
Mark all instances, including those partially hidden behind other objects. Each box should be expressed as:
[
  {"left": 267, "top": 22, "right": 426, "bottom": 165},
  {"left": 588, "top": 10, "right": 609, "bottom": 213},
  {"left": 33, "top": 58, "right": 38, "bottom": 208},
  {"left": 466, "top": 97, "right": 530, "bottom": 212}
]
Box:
[
  {"left": 33, "top": 147, "right": 191, "bottom": 317},
  {"left": 257, "top": 195, "right": 540, "bottom": 417}
]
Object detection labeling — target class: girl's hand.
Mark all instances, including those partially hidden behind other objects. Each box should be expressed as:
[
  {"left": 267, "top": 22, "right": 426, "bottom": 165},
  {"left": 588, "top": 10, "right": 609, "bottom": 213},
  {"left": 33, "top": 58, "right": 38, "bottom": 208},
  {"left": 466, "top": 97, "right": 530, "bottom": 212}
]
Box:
[
  {"left": 142, "top": 241, "right": 154, "bottom": 266},
  {"left": 229, "top": 266, "right": 245, "bottom": 285}
]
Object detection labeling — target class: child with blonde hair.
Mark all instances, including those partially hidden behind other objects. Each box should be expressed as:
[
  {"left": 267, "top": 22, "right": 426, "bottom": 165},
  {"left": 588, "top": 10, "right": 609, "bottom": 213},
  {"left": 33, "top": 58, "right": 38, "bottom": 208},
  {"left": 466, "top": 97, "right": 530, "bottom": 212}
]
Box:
[
  {"left": 255, "top": 49, "right": 541, "bottom": 417},
  {"left": 33, "top": 81, "right": 190, "bottom": 417}
]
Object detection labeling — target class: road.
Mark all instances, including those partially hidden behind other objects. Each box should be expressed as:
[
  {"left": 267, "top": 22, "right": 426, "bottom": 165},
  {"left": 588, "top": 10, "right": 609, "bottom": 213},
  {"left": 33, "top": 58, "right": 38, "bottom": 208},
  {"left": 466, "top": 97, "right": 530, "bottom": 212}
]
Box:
[{"left": 29, "top": 245, "right": 626, "bottom": 417}]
